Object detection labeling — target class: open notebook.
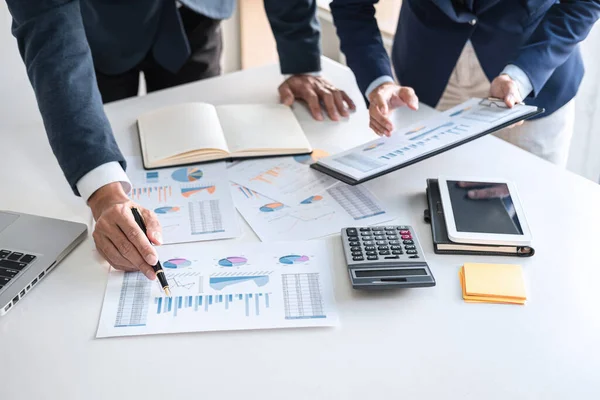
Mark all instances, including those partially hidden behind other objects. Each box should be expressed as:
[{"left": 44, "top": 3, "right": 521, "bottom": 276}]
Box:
[{"left": 137, "top": 103, "right": 312, "bottom": 169}]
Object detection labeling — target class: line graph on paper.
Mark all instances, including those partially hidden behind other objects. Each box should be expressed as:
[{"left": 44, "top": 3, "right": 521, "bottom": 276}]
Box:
[{"left": 161, "top": 271, "right": 204, "bottom": 295}]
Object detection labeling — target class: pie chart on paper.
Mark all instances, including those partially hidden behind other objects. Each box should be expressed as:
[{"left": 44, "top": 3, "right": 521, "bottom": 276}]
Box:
[
  {"left": 218, "top": 257, "right": 248, "bottom": 267},
  {"left": 163, "top": 258, "right": 192, "bottom": 269},
  {"left": 279, "top": 255, "right": 310, "bottom": 265},
  {"left": 171, "top": 167, "right": 203, "bottom": 182},
  {"left": 259, "top": 202, "right": 284, "bottom": 212}
]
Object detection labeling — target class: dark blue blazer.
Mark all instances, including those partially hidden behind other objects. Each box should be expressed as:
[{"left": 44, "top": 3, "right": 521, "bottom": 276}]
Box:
[
  {"left": 5, "top": 0, "right": 321, "bottom": 195},
  {"left": 330, "top": 0, "right": 600, "bottom": 117}
]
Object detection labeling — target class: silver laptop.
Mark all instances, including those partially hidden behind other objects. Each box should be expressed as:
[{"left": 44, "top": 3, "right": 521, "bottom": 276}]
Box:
[{"left": 0, "top": 210, "right": 87, "bottom": 316}]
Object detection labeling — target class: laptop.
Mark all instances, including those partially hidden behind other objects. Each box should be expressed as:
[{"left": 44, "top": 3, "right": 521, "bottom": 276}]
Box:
[{"left": 0, "top": 210, "right": 87, "bottom": 316}]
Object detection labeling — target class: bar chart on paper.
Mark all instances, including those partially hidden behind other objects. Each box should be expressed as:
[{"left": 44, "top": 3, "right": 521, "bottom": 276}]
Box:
[{"left": 96, "top": 241, "right": 339, "bottom": 338}]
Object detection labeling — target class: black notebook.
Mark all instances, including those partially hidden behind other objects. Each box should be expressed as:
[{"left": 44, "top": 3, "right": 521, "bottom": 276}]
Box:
[
  {"left": 424, "top": 179, "right": 535, "bottom": 257},
  {"left": 311, "top": 98, "right": 544, "bottom": 185}
]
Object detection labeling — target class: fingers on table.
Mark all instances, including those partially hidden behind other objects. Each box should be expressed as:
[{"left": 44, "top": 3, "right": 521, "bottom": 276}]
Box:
[
  {"left": 278, "top": 82, "right": 295, "bottom": 106},
  {"left": 315, "top": 86, "right": 340, "bottom": 121}
]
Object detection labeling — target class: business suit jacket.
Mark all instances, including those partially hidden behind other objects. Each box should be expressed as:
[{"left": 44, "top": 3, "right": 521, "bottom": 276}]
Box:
[
  {"left": 330, "top": 0, "right": 600, "bottom": 116},
  {"left": 5, "top": 0, "right": 321, "bottom": 195}
]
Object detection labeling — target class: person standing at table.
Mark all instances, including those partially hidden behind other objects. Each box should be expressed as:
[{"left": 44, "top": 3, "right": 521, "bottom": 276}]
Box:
[
  {"left": 329, "top": 0, "right": 600, "bottom": 166},
  {"left": 5, "top": 0, "right": 355, "bottom": 279}
]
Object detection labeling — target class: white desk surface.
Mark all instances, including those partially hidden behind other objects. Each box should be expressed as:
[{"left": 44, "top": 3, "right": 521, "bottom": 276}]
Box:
[{"left": 1, "top": 58, "right": 600, "bottom": 400}]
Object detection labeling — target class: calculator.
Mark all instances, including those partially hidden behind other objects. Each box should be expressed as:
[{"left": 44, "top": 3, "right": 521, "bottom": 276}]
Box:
[{"left": 341, "top": 225, "right": 436, "bottom": 289}]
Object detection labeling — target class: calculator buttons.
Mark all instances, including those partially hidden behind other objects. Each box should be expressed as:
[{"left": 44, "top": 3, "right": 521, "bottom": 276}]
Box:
[
  {"left": 389, "top": 240, "right": 400, "bottom": 245},
  {"left": 367, "top": 256, "right": 378, "bottom": 260},
  {"left": 401, "top": 235, "right": 412, "bottom": 240},
  {"left": 350, "top": 241, "right": 360, "bottom": 247},
  {"left": 384, "top": 256, "right": 399, "bottom": 259},
  {"left": 374, "top": 235, "right": 385, "bottom": 240},
  {"left": 385, "top": 227, "right": 395, "bottom": 231},
  {"left": 392, "top": 250, "right": 403, "bottom": 255},
  {"left": 361, "top": 232, "right": 371, "bottom": 236},
  {"left": 360, "top": 227, "right": 371, "bottom": 231},
  {"left": 366, "top": 251, "right": 377, "bottom": 256},
  {"left": 404, "top": 245, "right": 416, "bottom": 250},
  {"left": 409, "top": 255, "right": 419, "bottom": 259},
  {"left": 377, "top": 246, "right": 389, "bottom": 251},
  {"left": 351, "top": 246, "right": 361, "bottom": 251},
  {"left": 390, "top": 245, "right": 402, "bottom": 250},
  {"left": 346, "top": 228, "right": 358, "bottom": 236},
  {"left": 363, "top": 241, "right": 374, "bottom": 245},
  {"left": 406, "top": 250, "right": 417, "bottom": 255},
  {"left": 362, "top": 236, "right": 373, "bottom": 240},
  {"left": 352, "top": 251, "right": 363, "bottom": 256},
  {"left": 403, "top": 240, "right": 414, "bottom": 245},
  {"left": 379, "top": 251, "right": 391, "bottom": 255},
  {"left": 365, "top": 246, "right": 376, "bottom": 251},
  {"left": 375, "top": 241, "right": 386, "bottom": 245},
  {"left": 372, "top": 227, "right": 384, "bottom": 232},
  {"left": 353, "top": 256, "right": 365, "bottom": 261},
  {"left": 399, "top": 230, "right": 410, "bottom": 235}
]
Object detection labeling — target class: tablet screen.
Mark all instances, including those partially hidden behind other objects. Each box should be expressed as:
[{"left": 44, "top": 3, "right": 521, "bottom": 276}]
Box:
[{"left": 446, "top": 181, "right": 523, "bottom": 235}]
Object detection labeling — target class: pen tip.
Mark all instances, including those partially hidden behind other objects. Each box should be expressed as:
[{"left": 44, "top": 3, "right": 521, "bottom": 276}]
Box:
[{"left": 164, "top": 287, "right": 172, "bottom": 297}]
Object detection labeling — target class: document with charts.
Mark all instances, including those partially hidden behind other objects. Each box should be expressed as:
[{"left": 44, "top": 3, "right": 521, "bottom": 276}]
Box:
[
  {"left": 226, "top": 150, "right": 338, "bottom": 204},
  {"left": 231, "top": 183, "right": 392, "bottom": 241},
  {"left": 96, "top": 240, "right": 339, "bottom": 338},
  {"left": 312, "top": 98, "right": 543, "bottom": 185},
  {"left": 126, "top": 157, "right": 240, "bottom": 244}
]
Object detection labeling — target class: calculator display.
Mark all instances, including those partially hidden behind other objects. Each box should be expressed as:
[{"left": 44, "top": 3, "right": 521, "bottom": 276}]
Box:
[
  {"left": 355, "top": 269, "right": 427, "bottom": 278},
  {"left": 447, "top": 181, "right": 523, "bottom": 235}
]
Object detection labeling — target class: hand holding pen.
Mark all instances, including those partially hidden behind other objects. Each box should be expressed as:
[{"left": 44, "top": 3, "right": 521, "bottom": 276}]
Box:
[{"left": 131, "top": 207, "right": 171, "bottom": 297}]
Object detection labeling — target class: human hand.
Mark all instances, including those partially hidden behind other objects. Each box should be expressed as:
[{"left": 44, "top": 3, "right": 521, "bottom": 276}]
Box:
[
  {"left": 279, "top": 75, "right": 356, "bottom": 121},
  {"left": 88, "top": 182, "right": 162, "bottom": 279},
  {"left": 489, "top": 74, "right": 524, "bottom": 128},
  {"left": 368, "top": 82, "right": 418, "bottom": 137}
]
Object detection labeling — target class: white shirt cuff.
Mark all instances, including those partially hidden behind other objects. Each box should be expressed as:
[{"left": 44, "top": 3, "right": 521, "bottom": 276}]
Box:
[
  {"left": 76, "top": 161, "right": 132, "bottom": 203},
  {"left": 284, "top": 71, "right": 322, "bottom": 79},
  {"left": 501, "top": 65, "right": 534, "bottom": 100},
  {"left": 365, "top": 75, "right": 395, "bottom": 99}
]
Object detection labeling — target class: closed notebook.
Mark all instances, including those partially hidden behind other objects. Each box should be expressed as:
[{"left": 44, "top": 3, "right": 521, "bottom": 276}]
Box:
[
  {"left": 459, "top": 263, "right": 527, "bottom": 305},
  {"left": 137, "top": 103, "right": 312, "bottom": 169},
  {"left": 425, "top": 179, "right": 535, "bottom": 257}
]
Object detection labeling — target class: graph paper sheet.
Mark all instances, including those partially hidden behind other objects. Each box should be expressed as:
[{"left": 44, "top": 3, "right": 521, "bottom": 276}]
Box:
[
  {"left": 96, "top": 240, "right": 339, "bottom": 338},
  {"left": 226, "top": 150, "right": 338, "bottom": 205},
  {"left": 125, "top": 157, "right": 240, "bottom": 245},
  {"left": 231, "top": 183, "right": 392, "bottom": 242}
]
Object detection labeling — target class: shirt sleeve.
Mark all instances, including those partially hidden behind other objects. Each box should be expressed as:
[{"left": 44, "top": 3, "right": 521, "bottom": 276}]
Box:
[
  {"left": 501, "top": 64, "right": 534, "bottom": 100},
  {"left": 76, "top": 162, "right": 132, "bottom": 203},
  {"left": 365, "top": 75, "right": 395, "bottom": 98}
]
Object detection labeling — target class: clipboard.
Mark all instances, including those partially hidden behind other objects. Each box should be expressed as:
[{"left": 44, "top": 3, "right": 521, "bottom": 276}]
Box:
[{"left": 310, "top": 98, "right": 544, "bottom": 186}]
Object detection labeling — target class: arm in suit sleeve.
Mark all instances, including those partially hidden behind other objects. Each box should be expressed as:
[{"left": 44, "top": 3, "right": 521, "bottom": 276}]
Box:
[
  {"left": 6, "top": 0, "right": 126, "bottom": 196},
  {"left": 512, "top": 0, "right": 600, "bottom": 97},
  {"left": 329, "top": 0, "right": 394, "bottom": 97},
  {"left": 263, "top": 0, "right": 322, "bottom": 74}
]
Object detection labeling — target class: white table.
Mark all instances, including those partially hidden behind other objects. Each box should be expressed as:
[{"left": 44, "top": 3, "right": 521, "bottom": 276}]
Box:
[{"left": 1, "top": 58, "right": 600, "bottom": 400}]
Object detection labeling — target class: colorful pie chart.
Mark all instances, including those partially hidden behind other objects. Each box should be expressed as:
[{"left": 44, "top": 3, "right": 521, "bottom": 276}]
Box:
[
  {"left": 218, "top": 256, "right": 248, "bottom": 267},
  {"left": 260, "top": 202, "right": 284, "bottom": 212},
  {"left": 154, "top": 206, "right": 181, "bottom": 214},
  {"left": 294, "top": 149, "right": 330, "bottom": 165},
  {"left": 279, "top": 255, "right": 310, "bottom": 265},
  {"left": 163, "top": 258, "right": 192, "bottom": 269},
  {"left": 300, "top": 195, "right": 323, "bottom": 205},
  {"left": 171, "top": 167, "right": 203, "bottom": 182}
]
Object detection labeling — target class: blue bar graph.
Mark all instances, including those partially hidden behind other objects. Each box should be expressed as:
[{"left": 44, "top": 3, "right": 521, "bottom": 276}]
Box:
[{"left": 154, "top": 293, "right": 271, "bottom": 318}]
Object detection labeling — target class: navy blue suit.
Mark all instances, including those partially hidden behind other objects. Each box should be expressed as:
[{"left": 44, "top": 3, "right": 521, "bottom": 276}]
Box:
[
  {"left": 5, "top": 0, "right": 321, "bottom": 195},
  {"left": 330, "top": 0, "right": 600, "bottom": 117}
]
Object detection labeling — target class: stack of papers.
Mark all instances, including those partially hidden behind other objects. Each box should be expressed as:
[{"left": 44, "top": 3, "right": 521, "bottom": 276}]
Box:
[{"left": 459, "top": 263, "right": 527, "bottom": 305}]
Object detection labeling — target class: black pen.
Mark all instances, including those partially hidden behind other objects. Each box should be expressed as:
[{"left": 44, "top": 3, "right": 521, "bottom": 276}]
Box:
[{"left": 131, "top": 207, "right": 171, "bottom": 297}]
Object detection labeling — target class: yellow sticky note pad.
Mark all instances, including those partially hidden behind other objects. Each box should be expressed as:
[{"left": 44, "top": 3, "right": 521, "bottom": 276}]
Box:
[{"left": 459, "top": 263, "right": 527, "bottom": 305}]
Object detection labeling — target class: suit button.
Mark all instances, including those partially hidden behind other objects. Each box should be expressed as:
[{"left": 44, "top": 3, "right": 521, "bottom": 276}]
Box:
[{"left": 470, "top": 18, "right": 477, "bottom": 26}]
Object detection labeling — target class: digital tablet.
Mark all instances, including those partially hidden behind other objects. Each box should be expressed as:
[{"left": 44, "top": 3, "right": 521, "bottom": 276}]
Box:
[{"left": 437, "top": 177, "right": 532, "bottom": 246}]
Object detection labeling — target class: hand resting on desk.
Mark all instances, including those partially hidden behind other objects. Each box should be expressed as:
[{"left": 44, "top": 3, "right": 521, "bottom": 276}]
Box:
[
  {"left": 88, "top": 182, "right": 162, "bottom": 280},
  {"left": 279, "top": 75, "right": 356, "bottom": 122}
]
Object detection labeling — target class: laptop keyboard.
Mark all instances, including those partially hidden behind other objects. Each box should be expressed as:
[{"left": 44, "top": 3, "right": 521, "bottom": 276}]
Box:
[{"left": 0, "top": 250, "right": 36, "bottom": 290}]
